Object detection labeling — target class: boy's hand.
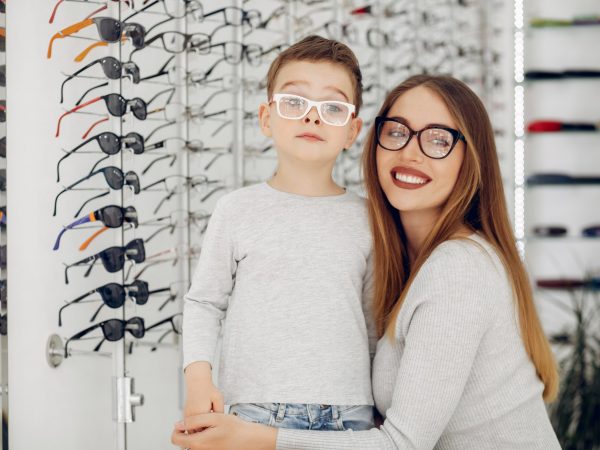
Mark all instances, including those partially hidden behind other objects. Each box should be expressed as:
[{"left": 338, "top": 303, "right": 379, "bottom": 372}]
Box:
[{"left": 184, "top": 361, "right": 224, "bottom": 430}]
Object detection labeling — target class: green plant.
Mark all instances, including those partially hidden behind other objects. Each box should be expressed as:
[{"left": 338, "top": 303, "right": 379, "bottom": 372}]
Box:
[{"left": 548, "top": 290, "right": 600, "bottom": 450}]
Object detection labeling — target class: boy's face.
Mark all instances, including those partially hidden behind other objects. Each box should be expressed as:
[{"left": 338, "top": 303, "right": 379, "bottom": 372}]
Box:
[{"left": 258, "top": 60, "right": 362, "bottom": 166}]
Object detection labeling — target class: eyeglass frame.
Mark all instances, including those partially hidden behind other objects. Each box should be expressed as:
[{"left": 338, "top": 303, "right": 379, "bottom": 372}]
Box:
[
  {"left": 270, "top": 93, "right": 356, "bottom": 127},
  {"left": 375, "top": 116, "right": 466, "bottom": 160}
]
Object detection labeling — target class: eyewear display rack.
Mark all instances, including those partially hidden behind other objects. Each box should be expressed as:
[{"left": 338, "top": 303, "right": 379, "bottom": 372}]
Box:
[
  {"left": 6, "top": 1, "right": 512, "bottom": 449},
  {"left": 0, "top": 2, "right": 6, "bottom": 448},
  {"left": 516, "top": 0, "right": 600, "bottom": 447}
]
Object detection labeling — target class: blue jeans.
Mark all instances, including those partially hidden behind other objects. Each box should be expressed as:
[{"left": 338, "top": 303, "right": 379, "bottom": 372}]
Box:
[{"left": 229, "top": 403, "right": 374, "bottom": 431}]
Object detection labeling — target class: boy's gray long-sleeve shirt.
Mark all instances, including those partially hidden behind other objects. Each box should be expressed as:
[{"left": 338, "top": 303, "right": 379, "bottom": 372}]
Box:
[{"left": 183, "top": 182, "right": 377, "bottom": 406}]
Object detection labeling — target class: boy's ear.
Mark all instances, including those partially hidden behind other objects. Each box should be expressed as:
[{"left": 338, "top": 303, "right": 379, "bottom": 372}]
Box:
[
  {"left": 344, "top": 116, "right": 363, "bottom": 149},
  {"left": 258, "top": 102, "right": 272, "bottom": 138}
]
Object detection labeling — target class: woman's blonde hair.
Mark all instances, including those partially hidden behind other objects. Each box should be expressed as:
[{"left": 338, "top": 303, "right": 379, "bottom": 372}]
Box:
[{"left": 362, "top": 75, "right": 558, "bottom": 402}]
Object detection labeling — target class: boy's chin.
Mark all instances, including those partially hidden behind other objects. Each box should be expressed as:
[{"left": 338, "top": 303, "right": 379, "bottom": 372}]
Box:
[{"left": 279, "top": 146, "right": 343, "bottom": 164}]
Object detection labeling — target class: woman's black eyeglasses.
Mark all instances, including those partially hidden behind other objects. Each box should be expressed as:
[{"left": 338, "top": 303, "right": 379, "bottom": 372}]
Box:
[{"left": 375, "top": 116, "right": 466, "bottom": 159}]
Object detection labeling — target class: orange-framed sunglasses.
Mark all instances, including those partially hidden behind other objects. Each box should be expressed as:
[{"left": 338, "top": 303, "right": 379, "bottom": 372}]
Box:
[{"left": 47, "top": 16, "right": 145, "bottom": 59}]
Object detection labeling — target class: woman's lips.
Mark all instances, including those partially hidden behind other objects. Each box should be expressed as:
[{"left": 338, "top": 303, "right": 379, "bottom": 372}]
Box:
[
  {"left": 390, "top": 166, "right": 431, "bottom": 190},
  {"left": 296, "top": 133, "right": 325, "bottom": 142}
]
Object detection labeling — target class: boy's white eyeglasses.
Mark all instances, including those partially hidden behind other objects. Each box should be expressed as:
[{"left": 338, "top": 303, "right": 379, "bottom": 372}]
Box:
[{"left": 270, "top": 93, "right": 356, "bottom": 126}]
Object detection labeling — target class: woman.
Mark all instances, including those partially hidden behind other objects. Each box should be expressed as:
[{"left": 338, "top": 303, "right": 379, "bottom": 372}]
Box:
[{"left": 172, "top": 75, "right": 560, "bottom": 449}]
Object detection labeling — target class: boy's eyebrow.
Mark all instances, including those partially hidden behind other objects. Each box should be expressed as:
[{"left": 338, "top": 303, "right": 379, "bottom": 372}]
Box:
[{"left": 278, "top": 81, "right": 351, "bottom": 102}]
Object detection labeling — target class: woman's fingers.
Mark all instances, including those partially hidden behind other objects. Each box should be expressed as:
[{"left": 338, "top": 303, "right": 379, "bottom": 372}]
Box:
[
  {"left": 212, "top": 393, "right": 225, "bottom": 413},
  {"left": 185, "top": 412, "right": 221, "bottom": 430}
]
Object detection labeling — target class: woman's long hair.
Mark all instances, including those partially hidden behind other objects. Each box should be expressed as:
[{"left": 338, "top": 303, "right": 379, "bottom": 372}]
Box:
[{"left": 362, "top": 75, "right": 558, "bottom": 402}]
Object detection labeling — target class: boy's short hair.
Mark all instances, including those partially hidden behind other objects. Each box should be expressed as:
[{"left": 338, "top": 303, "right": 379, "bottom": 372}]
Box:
[{"left": 266, "top": 35, "right": 363, "bottom": 115}]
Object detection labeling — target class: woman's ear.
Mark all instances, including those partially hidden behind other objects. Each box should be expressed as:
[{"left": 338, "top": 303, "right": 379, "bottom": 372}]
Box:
[
  {"left": 344, "top": 116, "right": 363, "bottom": 149},
  {"left": 258, "top": 103, "right": 272, "bottom": 138}
]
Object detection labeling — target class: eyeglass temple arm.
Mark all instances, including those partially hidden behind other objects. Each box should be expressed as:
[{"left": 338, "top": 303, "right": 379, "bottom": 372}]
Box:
[
  {"left": 74, "top": 36, "right": 127, "bottom": 63},
  {"left": 56, "top": 96, "right": 103, "bottom": 137},
  {"left": 74, "top": 190, "right": 110, "bottom": 218},
  {"left": 64, "top": 321, "right": 103, "bottom": 357},
  {"left": 142, "top": 154, "right": 176, "bottom": 175},
  {"left": 80, "top": 226, "right": 109, "bottom": 251},
  {"left": 76, "top": 81, "right": 109, "bottom": 107},
  {"left": 58, "top": 288, "right": 97, "bottom": 326},
  {"left": 64, "top": 254, "right": 97, "bottom": 284},
  {"left": 57, "top": 135, "right": 98, "bottom": 182},
  {"left": 89, "top": 302, "right": 105, "bottom": 323},
  {"left": 60, "top": 59, "right": 100, "bottom": 103},
  {"left": 147, "top": 87, "right": 176, "bottom": 109},
  {"left": 47, "top": 18, "right": 94, "bottom": 59},
  {"left": 88, "top": 154, "right": 111, "bottom": 174},
  {"left": 124, "top": 0, "right": 156, "bottom": 21},
  {"left": 49, "top": 0, "right": 65, "bottom": 24},
  {"left": 53, "top": 212, "right": 96, "bottom": 251},
  {"left": 53, "top": 169, "right": 98, "bottom": 216},
  {"left": 83, "top": 117, "right": 109, "bottom": 139}
]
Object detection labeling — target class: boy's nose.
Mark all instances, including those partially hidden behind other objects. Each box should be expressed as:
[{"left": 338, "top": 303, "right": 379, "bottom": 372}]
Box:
[{"left": 303, "top": 105, "right": 321, "bottom": 125}]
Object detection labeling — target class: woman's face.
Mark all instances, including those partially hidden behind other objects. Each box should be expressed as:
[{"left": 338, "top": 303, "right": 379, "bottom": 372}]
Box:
[{"left": 376, "top": 86, "right": 466, "bottom": 222}]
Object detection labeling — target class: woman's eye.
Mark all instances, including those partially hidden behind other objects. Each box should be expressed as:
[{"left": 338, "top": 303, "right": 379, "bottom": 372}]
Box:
[{"left": 389, "top": 130, "right": 407, "bottom": 138}]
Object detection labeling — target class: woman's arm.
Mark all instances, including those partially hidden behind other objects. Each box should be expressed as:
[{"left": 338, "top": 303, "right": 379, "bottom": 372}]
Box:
[{"left": 173, "top": 243, "right": 496, "bottom": 450}]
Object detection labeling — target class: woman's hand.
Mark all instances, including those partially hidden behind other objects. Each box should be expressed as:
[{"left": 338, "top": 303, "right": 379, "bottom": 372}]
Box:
[{"left": 171, "top": 413, "right": 277, "bottom": 450}]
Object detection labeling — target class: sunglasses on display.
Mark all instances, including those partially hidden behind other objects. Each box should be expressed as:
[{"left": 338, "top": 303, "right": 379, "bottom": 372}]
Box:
[
  {"left": 145, "top": 313, "right": 182, "bottom": 351},
  {"left": 53, "top": 205, "right": 138, "bottom": 251},
  {"left": 61, "top": 57, "right": 141, "bottom": 104},
  {"left": 53, "top": 166, "right": 140, "bottom": 217},
  {"left": 64, "top": 316, "right": 145, "bottom": 357},
  {"left": 57, "top": 131, "right": 145, "bottom": 182},
  {"left": 63, "top": 238, "right": 146, "bottom": 284},
  {"left": 270, "top": 93, "right": 356, "bottom": 127},
  {"left": 58, "top": 280, "right": 149, "bottom": 326},
  {"left": 56, "top": 93, "right": 147, "bottom": 137},
  {"left": 47, "top": 17, "right": 145, "bottom": 59},
  {"left": 375, "top": 117, "right": 466, "bottom": 159}
]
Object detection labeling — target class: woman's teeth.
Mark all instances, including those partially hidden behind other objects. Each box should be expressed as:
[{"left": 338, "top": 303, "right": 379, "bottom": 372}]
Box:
[{"left": 394, "top": 173, "right": 428, "bottom": 184}]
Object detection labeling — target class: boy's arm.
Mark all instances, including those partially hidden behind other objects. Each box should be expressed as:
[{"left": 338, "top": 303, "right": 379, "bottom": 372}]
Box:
[
  {"left": 362, "top": 252, "right": 378, "bottom": 361},
  {"left": 182, "top": 197, "right": 237, "bottom": 405}
]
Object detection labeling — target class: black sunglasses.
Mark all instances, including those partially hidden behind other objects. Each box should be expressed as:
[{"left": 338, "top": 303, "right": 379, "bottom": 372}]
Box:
[
  {"left": 64, "top": 238, "right": 146, "bottom": 284},
  {"left": 53, "top": 166, "right": 140, "bottom": 217},
  {"left": 53, "top": 205, "right": 138, "bottom": 251},
  {"left": 59, "top": 280, "right": 150, "bottom": 326},
  {"left": 64, "top": 317, "right": 145, "bottom": 357},
  {"left": 375, "top": 116, "right": 466, "bottom": 159},
  {"left": 60, "top": 57, "right": 141, "bottom": 104}
]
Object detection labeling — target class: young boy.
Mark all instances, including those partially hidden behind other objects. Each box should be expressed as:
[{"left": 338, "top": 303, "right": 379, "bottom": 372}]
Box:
[{"left": 182, "top": 35, "right": 377, "bottom": 431}]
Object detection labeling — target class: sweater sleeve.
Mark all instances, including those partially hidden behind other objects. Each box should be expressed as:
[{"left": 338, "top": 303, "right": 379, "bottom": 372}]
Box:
[
  {"left": 182, "top": 197, "right": 237, "bottom": 370},
  {"left": 276, "top": 242, "right": 497, "bottom": 449}
]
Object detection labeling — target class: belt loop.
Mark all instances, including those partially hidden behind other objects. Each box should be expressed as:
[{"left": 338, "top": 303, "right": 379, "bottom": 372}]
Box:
[{"left": 276, "top": 403, "right": 286, "bottom": 422}]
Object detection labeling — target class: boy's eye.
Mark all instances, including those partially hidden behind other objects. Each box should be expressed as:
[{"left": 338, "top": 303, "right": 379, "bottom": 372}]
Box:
[
  {"left": 284, "top": 97, "right": 304, "bottom": 108},
  {"left": 324, "top": 103, "right": 343, "bottom": 114}
]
